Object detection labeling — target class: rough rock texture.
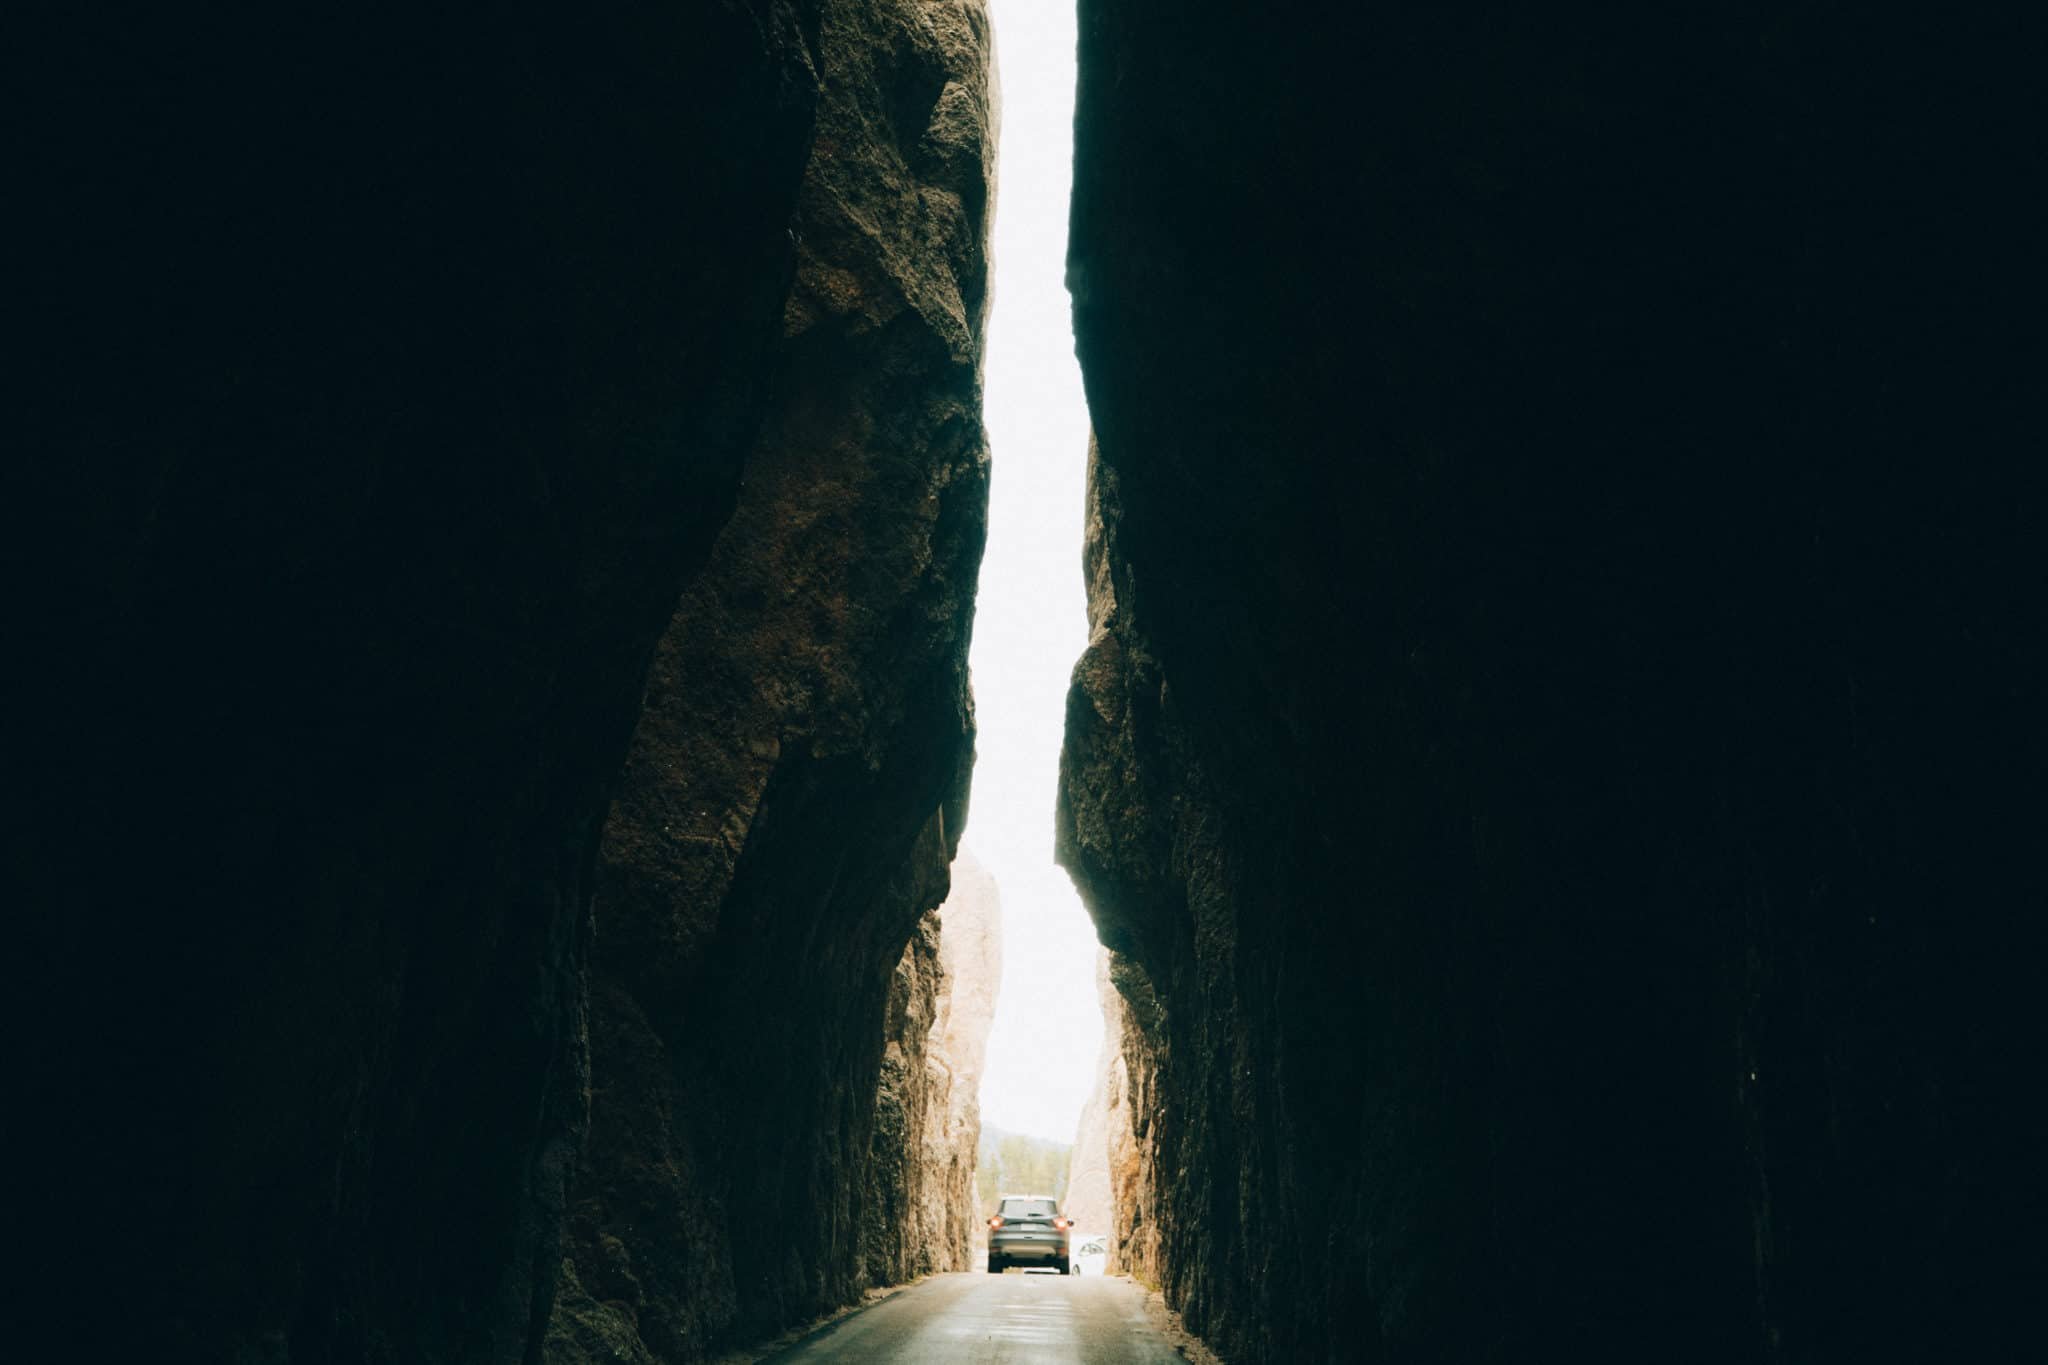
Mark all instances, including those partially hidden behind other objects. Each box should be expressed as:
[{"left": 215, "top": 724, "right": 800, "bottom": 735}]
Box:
[
  {"left": 866, "top": 849, "right": 1002, "bottom": 1281},
  {"left": 547, "top": 2, "right": 994, "bottom": 1360},
  {"left": 867, "top": 909, "right": 950, "bottom": 1287},
  {"left": 19, "top": 6, "right": 823, "bottom": 1360},
  {"left": 928, "top": 852, "right": 1005, "bottom": 1267},
  {"left": 1102, "top": 957, "right": 1157, "bottom": 1286},
  {"left": 1060, "top": 6, "right": 2041, "bottom": 1364},
  {"left": 1061, "top": 950, "right": 1120, "bottom": 1249},
  {"left": 1066, "top": 948, "right": 1167, "bottom": 1287}
]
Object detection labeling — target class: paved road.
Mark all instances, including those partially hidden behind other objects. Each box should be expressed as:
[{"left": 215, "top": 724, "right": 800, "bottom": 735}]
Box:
[{"left": 760, "top": 1272, "right": 1186, "bottom": 1363}]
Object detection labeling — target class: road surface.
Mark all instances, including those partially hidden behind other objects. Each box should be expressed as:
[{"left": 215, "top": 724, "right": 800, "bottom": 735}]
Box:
[{"left": 759, "top": 1272, "right": 1187, "bottom": 1363}]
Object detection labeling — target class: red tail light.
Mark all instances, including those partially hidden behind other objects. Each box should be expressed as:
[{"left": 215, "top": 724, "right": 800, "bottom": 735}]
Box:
[
  {"left": 988, "top": 1215, "right": 1004, "bottom": 1229},
  {"left": 1054, "top": 1217, "right": 1071, "bottom": 1230}
]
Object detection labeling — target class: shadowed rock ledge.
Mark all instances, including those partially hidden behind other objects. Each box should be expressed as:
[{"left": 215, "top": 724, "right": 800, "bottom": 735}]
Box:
[{"left": 546, "top": 2, "right": 994, "bottom": 1360}]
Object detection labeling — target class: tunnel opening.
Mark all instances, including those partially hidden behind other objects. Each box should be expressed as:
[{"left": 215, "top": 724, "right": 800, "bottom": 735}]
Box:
[{"left": 962, "top": 0, "right": 1111, "bottom": 1276}]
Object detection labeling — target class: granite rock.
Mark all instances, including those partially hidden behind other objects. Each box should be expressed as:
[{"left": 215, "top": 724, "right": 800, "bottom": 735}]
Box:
[
  {"left": 19, "top": 4, "right": 822, "bottom": 1358},
  {"left": 1061, "top": 5, "right": 2042, "bottom": 1361},
  {"left": 549, "top": 1, "right": 994, "bottom": 1358}
]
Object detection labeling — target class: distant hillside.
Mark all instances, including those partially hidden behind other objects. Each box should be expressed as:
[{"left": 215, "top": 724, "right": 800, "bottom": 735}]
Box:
[{"left": 974, "top": 1124, "right": 1072, "bottom": 1213}]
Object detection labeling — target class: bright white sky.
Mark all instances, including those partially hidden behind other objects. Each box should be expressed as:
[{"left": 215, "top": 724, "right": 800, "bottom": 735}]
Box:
[{"left": 965, "top": 0, "right": 1100, "bottom": 1145}]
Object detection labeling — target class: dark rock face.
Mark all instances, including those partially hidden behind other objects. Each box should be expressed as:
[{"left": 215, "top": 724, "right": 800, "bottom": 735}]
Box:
[
  {"left": 1060, "top": 6, "right": 2041, "bottom": 1363},
  {"left": 21, "top": 5, "right": 823, "bottom": 1361},
  {"left": 548, "top": 2, "right": 993, "bottom": 1358}
]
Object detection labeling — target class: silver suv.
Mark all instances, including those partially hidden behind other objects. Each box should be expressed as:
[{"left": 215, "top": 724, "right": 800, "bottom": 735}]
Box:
[{"left": 986, "top": 1195, "right": 1073, "bottom": 1274}]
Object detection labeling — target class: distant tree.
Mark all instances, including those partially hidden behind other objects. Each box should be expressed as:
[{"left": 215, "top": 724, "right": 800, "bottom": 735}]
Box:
[
  {"left": 975, "top": 1125, "right": 1071, "bottom": 1213},
  {"left": 976, "top": 1148, "right": 999, "bottom": 1212}
]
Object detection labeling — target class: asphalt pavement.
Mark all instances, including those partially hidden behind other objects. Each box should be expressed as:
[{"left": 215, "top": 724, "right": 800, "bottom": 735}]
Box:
[{"left": 758, "top": 1271, "right": 1187, "bottom": 1363}]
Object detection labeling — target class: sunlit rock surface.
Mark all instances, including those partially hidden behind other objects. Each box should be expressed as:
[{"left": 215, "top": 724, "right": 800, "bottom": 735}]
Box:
[
  {"left": 548, "top": 1, "right": 993, "bottom": 1359},
  {"left": 927, "top": 851, "right": 1004, "bottom": 1266},
  {"left": 1065, "top": 946, "right": 1156, "bottom": 1285},
  {"left": 868, "top": 908, "right": 946, "bottom": 1284},
  {"left": 867, "top": 849, "right": 1001, "bottom": 1281},
  {"left": 1102, "top": 956, "right": 1155, "bottom": 1285},
  {"left": 21, "top": 4, "right": 820, "bottom": 1359},
  {"left": 1060, "top": 4, "right": 2039, "bottom": 1362},
  {"left": 1061, "top": 950, "right": 1119, "bottom": 1255}
]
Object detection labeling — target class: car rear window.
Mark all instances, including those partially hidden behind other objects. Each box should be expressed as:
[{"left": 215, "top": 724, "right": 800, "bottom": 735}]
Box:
[{"left": 999, "top": 1198, "right": 1056, "bottom": 1218}]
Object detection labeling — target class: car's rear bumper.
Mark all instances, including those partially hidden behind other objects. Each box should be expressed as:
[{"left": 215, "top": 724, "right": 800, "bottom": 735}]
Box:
[{"left": 990, "top": 1235, "right": 1069, "bottom": 1261}]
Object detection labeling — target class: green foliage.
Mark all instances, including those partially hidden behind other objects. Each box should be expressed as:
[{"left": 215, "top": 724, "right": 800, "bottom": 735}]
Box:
[{"left": 974, "top": 1124, "right": 1072, "bottom": 1215}]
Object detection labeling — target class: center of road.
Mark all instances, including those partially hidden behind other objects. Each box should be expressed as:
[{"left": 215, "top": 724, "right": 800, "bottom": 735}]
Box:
[{"left": 759, "top": 1272, "right": 1186, "bottom": 1363}]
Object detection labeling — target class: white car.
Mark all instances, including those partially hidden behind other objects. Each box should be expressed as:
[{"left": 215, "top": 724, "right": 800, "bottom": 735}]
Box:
[{"left": 1071, "top": 1234, "right": 1108, "bottom": 1275}]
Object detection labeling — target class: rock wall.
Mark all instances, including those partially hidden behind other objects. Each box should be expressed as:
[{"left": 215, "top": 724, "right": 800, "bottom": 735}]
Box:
[
  {"left": 1102, "top": 956, "right": 1157, "bottom": 1286},
  {"left": 926, "top": 852, "right": 1005, "bottom": 1268},
  {"left": 1066, "top": 947, "right": 1162, "bottom": 1286},
  {"left": 1065, "top": 947, "right": 1162, "bottom": 1287},
  {"left": 20, "top": 5, "right": 823, "bottom": 1360},
  {"left": 866, "top": 909, "right": 945, "bottom": 1285},
  {"left": 1061, "top": 6, "right": 2040, "bottom": 1364},
  {"left": 1061, "top": 950, "right": 1120, "bottom": 1252},
  {"left": 865, "top": 848, "right": 1001, "bottom": 1282},
  {"left": 548, "top": 1, "right": 994, "bottom": 1360}
]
